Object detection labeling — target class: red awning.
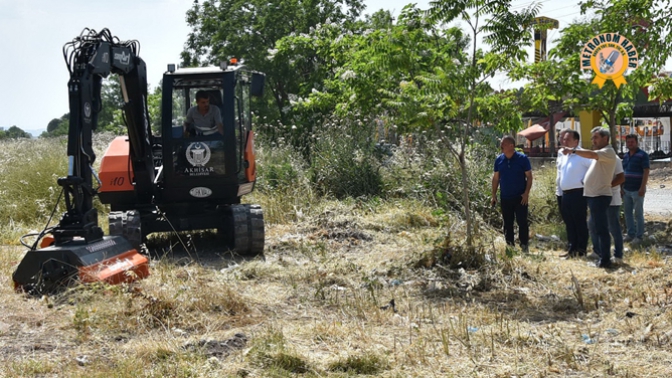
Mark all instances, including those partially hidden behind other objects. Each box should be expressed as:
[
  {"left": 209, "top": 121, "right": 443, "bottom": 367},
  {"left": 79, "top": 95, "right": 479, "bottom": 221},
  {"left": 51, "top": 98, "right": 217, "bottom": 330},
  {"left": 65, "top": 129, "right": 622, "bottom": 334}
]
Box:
[{"left": 518, "top": 124, "right": 548, "bottom": 141}]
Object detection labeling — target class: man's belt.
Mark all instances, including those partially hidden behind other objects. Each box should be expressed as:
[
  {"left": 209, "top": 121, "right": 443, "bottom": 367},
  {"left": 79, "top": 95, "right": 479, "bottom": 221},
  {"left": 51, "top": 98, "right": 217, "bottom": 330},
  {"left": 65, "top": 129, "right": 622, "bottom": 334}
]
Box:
[{"left": 562, "top": 188, "right": 583, "bottom": 194}]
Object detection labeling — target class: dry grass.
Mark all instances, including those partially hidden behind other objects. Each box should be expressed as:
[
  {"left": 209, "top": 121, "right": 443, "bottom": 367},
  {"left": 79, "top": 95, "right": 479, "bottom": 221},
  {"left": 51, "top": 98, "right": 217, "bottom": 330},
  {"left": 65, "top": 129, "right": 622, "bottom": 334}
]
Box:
[
  {"left": 2, "top": 199, "right": 672, "bottom": 377},
  {"left": 2, "top": 135, "right": 672, "bottom": 376}
]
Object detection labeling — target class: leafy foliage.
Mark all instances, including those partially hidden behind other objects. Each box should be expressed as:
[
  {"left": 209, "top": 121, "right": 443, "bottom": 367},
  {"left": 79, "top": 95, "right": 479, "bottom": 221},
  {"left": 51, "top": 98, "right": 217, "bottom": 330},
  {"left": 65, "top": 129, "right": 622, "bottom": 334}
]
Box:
[
  {"left": 182, "top": 0, "right": 366, "bottom": 126},
  {"left": 309, "top": 115, "right": 382, "bottom": 199},
  {"left": 513, "top": 0, "right": 672, "bottom": 148},
  {"left": 0, "top": 126, "right": 32, "bottom": 139}
]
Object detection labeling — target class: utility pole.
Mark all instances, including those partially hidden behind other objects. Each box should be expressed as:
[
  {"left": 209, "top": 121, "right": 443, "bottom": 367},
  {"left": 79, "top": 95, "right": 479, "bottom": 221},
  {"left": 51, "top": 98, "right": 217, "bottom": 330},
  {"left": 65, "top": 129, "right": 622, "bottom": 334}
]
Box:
[{"left": 531, "top": 16, "right": 559, "bottom": 155}]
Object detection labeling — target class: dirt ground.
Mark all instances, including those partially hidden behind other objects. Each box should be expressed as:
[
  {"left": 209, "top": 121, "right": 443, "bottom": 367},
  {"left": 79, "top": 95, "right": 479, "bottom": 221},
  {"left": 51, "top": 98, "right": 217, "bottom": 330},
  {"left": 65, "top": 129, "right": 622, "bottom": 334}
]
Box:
[{"left": 1, "top": 169, "right": 671, "bottom": 377}]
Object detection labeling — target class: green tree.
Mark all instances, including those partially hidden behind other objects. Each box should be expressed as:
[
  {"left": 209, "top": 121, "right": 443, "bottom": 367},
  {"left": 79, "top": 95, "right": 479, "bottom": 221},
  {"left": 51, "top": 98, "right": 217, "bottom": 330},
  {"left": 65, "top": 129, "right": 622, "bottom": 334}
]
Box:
[
  {"left": 514, "top": 0, "right": 672, "bottom": 149},
  {"left": 0, "top": 126, "right": 31, "bottom": 139},
  {"left": 181, "top": 0, "right": 365, "bottom": 126},
  {"left": 47, "top": 118, "right": 61, "bottom": 133},
  {"left": 416, "top": 0, "right": 539, "bottom": 250},
  {"left": 279, "top": 5, "right": 473, "bottom": 151},
  {"left": 147, "top": 84, "right": 162, "bottom": 134},
  {"left": 41, "top": 113, "right": 69, "bottom": 138},
  {"left": 96, "top": 75, "right": 126, "bottom": 134},
  {"left": 274, "top": 1, "right": 539, "bottom": 250}
]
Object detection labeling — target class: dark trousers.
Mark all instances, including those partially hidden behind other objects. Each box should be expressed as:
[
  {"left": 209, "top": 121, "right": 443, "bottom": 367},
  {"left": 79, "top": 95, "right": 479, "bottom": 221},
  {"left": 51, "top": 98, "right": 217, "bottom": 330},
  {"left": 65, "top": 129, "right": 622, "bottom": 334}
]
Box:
[
  {"left": 500, "top": 196, "right": 529, "bottom": 247},
  {"left": 561, "top": 189, "right": 588, "bottom": 254},
  {"left": 588, "top": 196, "right": 613, "bottom": 262},
  {"left": 589, "top": 206, "right": 624, "bottom": 258},
  {"left": 556, "top": 195, "right": 562, "bottom": 214}
]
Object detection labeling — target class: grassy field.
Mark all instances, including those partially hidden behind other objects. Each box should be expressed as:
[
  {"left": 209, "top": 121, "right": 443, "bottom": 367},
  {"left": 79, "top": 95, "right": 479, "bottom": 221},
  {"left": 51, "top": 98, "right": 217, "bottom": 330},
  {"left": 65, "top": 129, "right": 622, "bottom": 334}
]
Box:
[{"left": 1, "top": 137, "right": 672, "bottom": 377}]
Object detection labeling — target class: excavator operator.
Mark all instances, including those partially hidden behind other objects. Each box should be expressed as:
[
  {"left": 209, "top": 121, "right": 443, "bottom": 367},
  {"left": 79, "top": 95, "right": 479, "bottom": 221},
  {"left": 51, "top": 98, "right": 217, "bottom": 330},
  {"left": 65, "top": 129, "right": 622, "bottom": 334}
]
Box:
[{"left": 184, "top": 90, "right": 224, "bottom": 136}]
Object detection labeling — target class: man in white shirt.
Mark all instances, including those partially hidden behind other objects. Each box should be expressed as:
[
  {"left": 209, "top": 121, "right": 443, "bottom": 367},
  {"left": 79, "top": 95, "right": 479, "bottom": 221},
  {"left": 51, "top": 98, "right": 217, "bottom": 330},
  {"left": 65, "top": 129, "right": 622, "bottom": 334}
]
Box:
[
  {"left": 184, "top": 90, "right": 224, "bottom": 136},
  {"left": 558, "top": 130, "right": 592, "bottom": 258},
  {"left": 555, "top": 129, "right": 570, "bottom": 213},
  {"left": 562, "top": 127, "right": 617, "bottom": 268}
]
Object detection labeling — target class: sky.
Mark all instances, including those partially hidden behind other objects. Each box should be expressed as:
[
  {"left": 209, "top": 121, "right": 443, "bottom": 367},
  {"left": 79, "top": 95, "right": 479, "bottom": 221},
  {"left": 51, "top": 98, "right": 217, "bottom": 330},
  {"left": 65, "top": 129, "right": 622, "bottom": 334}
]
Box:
[{"left": 0, "top": 0, "right": 601, "bottom": 134}]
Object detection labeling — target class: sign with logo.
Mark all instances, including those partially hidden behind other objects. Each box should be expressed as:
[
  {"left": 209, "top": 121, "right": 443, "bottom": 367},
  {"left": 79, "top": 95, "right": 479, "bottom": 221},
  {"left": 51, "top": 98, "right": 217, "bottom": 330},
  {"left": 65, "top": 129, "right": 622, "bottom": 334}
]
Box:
[
  {"left": 189, "top": 187, "right": 213, "bottom": 198},
  {"left": 580, "top": 33, "right": 638, "bottom": 89},
  {"left": 113, "top": 51, "right": 131, "bottom": 65},
  {"left": 184, "top": 142, "right": 215, "bottom": 176},
  {"left": 186, "top": 142, "right": 211, "bottom": 166}
]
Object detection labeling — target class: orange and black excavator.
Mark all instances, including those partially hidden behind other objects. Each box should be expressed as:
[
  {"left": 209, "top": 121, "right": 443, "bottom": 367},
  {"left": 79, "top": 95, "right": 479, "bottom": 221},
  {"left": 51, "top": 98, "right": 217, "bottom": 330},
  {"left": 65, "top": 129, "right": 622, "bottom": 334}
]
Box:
[{"left": 13, "top": 28, "right": 265, "bottom": 294}]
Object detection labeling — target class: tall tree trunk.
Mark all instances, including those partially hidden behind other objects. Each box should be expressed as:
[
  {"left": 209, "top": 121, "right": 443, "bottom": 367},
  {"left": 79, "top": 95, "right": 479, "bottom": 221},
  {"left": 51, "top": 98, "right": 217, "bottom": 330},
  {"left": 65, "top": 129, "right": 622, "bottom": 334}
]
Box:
[
  {"left": 610, "top": 112, "right": 618, "bottom": 150},
  {"left": 460, "top": 151, "right": 473, "bottom": 247}
]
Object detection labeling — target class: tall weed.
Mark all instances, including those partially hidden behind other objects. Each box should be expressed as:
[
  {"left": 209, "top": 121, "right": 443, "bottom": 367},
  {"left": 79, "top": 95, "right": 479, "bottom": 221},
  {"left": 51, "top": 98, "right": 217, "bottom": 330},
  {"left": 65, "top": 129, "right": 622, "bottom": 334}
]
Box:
[
  {"left": 380, "top": 135, "right": 501, "bottom": 226},
  {"left": 0, "top": 134, "right": 115, "bottom": 243},
  {"left": 251, "top": 140, "right": 317, "bottom": 224},
  {"left": 310, "top": 117, "right": 382, "bottom": 199}
]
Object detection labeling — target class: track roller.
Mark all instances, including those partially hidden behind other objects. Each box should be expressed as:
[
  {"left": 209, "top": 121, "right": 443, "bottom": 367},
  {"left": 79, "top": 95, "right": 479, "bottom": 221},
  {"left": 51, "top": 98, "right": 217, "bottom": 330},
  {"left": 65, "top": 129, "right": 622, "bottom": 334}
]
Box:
[
  {"left": 108, "top": 210, "right": 144, "bottom": 251},
  {"left": 226, "top": 204, "right": 264, "bottom": 255}
]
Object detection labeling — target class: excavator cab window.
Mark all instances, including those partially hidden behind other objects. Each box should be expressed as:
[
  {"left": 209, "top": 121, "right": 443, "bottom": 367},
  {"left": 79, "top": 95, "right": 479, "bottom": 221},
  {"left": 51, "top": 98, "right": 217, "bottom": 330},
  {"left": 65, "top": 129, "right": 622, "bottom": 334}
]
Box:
[
  {"left": 170, "top": 85, "right": 227, "bottom": 177},
  {"left": 171, "top": 88, "right": 188, "bottom": 138},
  {"left": 234, "top": 75, "right": 251, "bottom": 175}
]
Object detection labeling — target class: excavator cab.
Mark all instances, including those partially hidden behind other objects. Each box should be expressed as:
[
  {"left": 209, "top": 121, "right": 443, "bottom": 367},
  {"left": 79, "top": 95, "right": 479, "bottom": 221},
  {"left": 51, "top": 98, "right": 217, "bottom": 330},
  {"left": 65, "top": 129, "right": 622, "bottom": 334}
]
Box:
[{"left": 98, "top": 60, "right": 266, "bottom": 255}]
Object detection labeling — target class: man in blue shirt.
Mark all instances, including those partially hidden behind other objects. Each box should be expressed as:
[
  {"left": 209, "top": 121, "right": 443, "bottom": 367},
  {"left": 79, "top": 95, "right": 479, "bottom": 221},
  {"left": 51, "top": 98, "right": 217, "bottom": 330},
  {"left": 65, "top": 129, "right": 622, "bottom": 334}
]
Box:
[
  {"left": 491, "top": 135, "right": 533, "bottom": 252},
  {"left": 622, "top": 134, "right": 650, "bottom": 243}
]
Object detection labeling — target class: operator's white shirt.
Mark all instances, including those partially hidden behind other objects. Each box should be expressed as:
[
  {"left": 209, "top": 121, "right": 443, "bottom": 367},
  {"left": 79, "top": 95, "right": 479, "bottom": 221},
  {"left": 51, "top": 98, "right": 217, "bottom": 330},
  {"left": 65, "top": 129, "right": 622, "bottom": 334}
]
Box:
[{"left": 186, "top": 105, "right": 222, "bottom": 136}]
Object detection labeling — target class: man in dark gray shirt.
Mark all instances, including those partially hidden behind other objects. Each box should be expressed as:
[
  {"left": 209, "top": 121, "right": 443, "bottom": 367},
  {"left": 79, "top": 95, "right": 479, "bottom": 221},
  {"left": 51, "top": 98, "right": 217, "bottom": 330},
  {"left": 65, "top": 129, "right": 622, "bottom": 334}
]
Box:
[{"left": 184, "top": 90, "right": 223, "bottom": 136}]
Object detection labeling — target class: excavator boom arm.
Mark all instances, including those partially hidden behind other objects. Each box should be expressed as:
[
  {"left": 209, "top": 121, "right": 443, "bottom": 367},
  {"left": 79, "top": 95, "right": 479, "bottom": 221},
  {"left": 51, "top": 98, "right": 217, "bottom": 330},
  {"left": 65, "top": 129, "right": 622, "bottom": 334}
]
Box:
[{"left": 56, "top": 28, "right": 155, "bottom": 244}]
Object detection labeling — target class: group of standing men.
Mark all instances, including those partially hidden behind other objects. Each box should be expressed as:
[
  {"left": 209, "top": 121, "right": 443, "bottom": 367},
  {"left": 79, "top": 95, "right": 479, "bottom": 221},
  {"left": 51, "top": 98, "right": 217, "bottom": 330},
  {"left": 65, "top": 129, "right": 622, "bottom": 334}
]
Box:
[{"left": 491, "top": 127, "right": 650, "bottom": 269}]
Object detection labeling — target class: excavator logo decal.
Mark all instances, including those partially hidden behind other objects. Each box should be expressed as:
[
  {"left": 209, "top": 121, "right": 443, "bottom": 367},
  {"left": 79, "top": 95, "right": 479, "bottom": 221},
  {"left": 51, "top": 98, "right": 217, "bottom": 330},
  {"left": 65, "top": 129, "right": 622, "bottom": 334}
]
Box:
[
  {"left": 186, "top": 142, "right": 211, "bottom": 167},
  {"left": 84, "top": 102, "right": 92, "bottom": 118},
  {"left": 114, "top": 51, "right": 130, "bottom": 65},
  {"left": 189, "top": 187, "right": 213, "bottom": 198}
]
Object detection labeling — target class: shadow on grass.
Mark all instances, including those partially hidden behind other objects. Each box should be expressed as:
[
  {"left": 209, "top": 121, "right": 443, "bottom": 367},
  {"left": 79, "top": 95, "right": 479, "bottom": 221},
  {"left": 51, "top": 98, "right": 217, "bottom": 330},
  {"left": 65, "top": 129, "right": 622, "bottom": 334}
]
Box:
[
  {"left": 417, "top": 248, "right": 590, "bottom": 324},
  {"left": 144, "top": 231, "right": 263, "bottom": 270},
  {"left": 421, "top": 283, "right": 584, "bottom": 323}
]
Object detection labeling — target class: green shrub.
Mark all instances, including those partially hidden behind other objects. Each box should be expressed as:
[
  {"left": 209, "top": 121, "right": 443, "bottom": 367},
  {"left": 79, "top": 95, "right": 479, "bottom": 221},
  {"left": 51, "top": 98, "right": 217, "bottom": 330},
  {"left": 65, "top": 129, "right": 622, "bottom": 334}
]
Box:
[
  {"left": 380, "top": 135, "right": 501, "bottom": 227},
  {"left": 327, "top": 352, "right": 389, "bottom": 375},
  {"left": 251, "top": 140, "right": 317, "bottom": 224},
  {"left": 310, "top": 117, "right": 382, "bottom": 199}
]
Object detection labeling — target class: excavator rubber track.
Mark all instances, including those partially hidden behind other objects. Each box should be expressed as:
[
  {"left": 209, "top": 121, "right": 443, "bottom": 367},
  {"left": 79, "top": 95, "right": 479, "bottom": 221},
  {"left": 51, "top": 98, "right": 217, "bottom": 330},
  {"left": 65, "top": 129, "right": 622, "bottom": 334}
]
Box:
[
  {"left": 109, "top": 210, "right": 144, "bottom": 251},
  {"left": 227, "top": 204, "right": 265, "bottom": 255}
]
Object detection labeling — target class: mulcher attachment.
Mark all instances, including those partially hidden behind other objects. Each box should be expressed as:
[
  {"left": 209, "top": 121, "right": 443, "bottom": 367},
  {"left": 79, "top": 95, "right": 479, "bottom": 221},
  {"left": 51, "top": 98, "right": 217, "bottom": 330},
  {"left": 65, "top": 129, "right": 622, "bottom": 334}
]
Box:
[{"left": 13, "top": 236, "right": 149, "bottom": 295}]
